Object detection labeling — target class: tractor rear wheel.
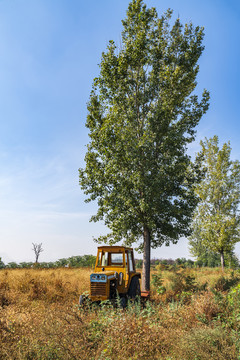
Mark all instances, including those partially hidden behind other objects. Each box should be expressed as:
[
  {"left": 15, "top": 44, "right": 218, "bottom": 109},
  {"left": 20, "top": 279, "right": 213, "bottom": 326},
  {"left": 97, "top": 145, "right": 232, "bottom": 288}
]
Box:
[{"left": 128, "top": 276, "right": 141, "bottom": 299}]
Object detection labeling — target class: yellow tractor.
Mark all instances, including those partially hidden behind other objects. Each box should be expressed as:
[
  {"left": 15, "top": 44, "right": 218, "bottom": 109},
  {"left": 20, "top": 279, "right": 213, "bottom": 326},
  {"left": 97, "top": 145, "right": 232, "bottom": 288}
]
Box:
[{"left": 80, "top": 246, "right": 143, "bottom": 307}]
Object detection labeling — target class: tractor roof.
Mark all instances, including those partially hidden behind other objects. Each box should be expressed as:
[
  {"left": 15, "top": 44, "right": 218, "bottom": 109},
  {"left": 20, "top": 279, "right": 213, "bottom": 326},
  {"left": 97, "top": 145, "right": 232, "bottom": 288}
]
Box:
[{"left": 97, "top": 246, "right": 133, "bottom": 252}]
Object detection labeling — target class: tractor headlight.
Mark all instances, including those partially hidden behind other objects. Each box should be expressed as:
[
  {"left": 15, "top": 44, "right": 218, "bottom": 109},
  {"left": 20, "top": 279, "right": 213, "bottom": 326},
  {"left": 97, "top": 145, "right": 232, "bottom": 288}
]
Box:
[{"left": 90, "top": 274, "right": 107, "bottom": 282}]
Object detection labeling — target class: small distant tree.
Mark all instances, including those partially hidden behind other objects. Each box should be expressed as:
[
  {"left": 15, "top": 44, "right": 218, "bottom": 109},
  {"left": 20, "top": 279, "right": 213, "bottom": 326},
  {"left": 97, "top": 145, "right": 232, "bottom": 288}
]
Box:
[
  {"left": 81, "top": 255, "right": 96, "bottom": 267},
  {"left": 32, "top": 243, "right": 44, "bottom": 264},
  {"left": 135, "top": 259, "right": 143, "bottom": 269},
  {"left": 186, "top": 259, "right": 194, "bottom": 268},
  {"left": 19, "top": 262, "right": 34, "bottom": 269},
  {"left": 55, "top": 258, "right": 69, "bottom": 268},
  {"left": 176, "top": 258, "right": 188, "bottom": 267},
  {"left": 189, "top": 136, "right": 240, "bottom": 270},
  {"left": 189, "top": 228, "right": 221, "bottom": 267},
  {"left": 7, "top": 262, "right": 18, "bottom": 269}
]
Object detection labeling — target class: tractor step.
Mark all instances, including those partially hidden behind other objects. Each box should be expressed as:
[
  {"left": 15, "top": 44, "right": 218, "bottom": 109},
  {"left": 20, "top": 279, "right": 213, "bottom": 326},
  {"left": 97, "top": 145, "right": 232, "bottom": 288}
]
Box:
[{"left": 141, "top": 290, "right": 150, "bottom": 299}]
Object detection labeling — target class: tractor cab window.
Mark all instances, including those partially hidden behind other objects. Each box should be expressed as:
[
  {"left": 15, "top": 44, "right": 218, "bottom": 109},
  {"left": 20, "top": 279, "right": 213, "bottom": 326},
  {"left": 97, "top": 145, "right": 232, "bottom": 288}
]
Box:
[
  {"left": 100, "top": 252, "right": 123, "bottom": 266},
  {"left": 101, "top": 252, "right": 109, "bottom": 266},
  {"left": 97, "top": 251, "right": 102, "bottom": 266},
  {"left": 128, "top": 251, "right": 134, "bottom": 272},
  {"left": 125, "top": 253, "right": 128, "bottom": 269},
  {"left": 110, "top": 253, "right": 123, "bottom": 265}
]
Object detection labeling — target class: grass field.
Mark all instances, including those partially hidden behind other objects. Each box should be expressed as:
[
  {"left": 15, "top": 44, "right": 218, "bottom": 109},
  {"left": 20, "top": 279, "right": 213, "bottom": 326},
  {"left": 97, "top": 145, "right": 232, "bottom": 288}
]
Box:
[{"left": 0, "top": 267, "right": 240, "bottom": 359}]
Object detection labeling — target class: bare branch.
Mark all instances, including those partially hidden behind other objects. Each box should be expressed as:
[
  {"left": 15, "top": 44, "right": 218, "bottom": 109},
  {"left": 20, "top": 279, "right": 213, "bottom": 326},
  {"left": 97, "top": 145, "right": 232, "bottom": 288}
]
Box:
[{"left": 32, "top": 243, "right": 44, "bottom": 264}]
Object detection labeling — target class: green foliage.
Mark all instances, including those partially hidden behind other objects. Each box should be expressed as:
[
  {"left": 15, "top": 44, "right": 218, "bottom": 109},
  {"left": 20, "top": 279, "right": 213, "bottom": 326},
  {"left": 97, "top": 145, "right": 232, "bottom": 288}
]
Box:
[
  {"left": 227, "top": 283, "right": 240, "bottom": 318},
  {"left": 55, "top": 258, "right": 69, "bottom": 267},
  {"left": 189, "top": 136, "right": 240, "bottom": 269},
  {"left": 151, "top": 272, "right": 166, "bottom": 294},
  {"left": 225, "top": 252, "right": 240, "bottom": 269},
  {"left": 189, "top": 240, "right": 240, "bottom": 268},
  {"left": 7, "top": 262, "right": 18, "bottom": 269},
  {"left": 189, "top": 231, "right": 222, "bottom": 267},
  {"left": 67, "top": 255, "right": 96, "bottom": 268},
  {"left": 151, "top": 268, "right": 208, "bottom": 303},
  {"left": 79, "top": 0, "right": 209, "bottom": 290},
  {"left": 135, "top": 259, "right": 143, "bottom": 268},
  {"left": 223, "top": 283, "right": 240, "bottom": 332},
  {"left": 19, "top": 262, "right": 34, "bottom": 268},
  {"left": 168, "top": 272, "right": 198, "bottom": 296},
  {"left": 176, "top": 257, "right": 194, "bottom": 268}
]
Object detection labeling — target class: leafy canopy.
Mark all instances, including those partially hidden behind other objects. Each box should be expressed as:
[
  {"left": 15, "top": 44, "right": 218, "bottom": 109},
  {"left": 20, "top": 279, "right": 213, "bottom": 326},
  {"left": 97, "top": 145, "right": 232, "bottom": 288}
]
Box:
[{"left": 79, "top": 0, "right": 209, "bottom": 250}]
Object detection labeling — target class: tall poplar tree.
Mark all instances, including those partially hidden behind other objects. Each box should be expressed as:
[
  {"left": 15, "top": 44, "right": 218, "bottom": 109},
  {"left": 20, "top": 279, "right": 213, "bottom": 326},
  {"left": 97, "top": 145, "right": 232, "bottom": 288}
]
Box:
[
  {"left": 79, "top": 0, "right": 209, "bottom": 291},
  {"left": 190, "top": 136, "right": 240, "bottom": 270}
]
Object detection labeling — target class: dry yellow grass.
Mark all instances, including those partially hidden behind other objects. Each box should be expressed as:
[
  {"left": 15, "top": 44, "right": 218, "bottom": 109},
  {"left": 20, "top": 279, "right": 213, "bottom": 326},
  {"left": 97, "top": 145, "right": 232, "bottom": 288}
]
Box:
[
  {"left": 0, "top": 268, "right": 91, "bottom": 306},
  {"left": 0, "top": 267, "right": 239, "bottom": 359}
]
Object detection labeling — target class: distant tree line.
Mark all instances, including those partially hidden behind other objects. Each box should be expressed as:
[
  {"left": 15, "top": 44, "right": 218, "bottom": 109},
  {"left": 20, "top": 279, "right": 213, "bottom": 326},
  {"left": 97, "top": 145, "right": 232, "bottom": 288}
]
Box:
[
  {"left": 0, "top": 255, "right": 97, "bottom": 269},
  {"left": 0, "top": 252, "right": 239, "bottom": 270},
  {"left": 135, "top": 253, "right": 240, "bottom": 270}
]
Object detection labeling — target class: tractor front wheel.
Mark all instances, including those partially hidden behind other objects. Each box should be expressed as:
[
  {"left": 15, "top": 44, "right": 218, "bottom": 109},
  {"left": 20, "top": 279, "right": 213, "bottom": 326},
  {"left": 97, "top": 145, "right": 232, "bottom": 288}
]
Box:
[
  {"left": 79, "top": 294, "right": 85, "bottom": 306},
  {"left": 120, "top": 296, "right": 127, "bottom": 309}
]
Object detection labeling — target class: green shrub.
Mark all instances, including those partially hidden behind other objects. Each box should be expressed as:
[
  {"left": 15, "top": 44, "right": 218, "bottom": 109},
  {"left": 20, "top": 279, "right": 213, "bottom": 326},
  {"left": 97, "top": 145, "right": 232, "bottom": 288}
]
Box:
[
  {"left": 151, "top": 273, "right": 166, "bottom": 295},
  {"left": 211, "top": 274, "right": 240, "bottom": 292}
]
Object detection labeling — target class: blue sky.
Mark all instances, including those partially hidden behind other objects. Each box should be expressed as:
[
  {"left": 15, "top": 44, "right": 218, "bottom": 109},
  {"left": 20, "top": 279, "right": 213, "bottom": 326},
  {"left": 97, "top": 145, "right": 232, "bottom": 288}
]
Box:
[{"left": 0, "top": 0, "right": 239, "bottom": 263}]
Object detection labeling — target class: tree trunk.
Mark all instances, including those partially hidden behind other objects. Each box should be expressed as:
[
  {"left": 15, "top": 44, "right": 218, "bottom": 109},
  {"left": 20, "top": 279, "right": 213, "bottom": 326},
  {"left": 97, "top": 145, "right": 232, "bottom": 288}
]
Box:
[
  {"left": 220, "top": 250, "right": 225, "bottom": 271},
  {"left": 142, "top": 226, "right": 151, "bottom": 291}
]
